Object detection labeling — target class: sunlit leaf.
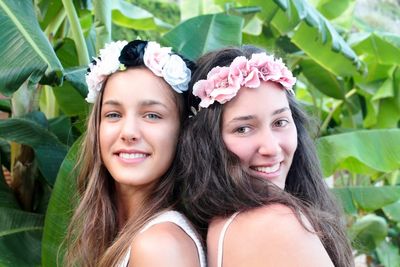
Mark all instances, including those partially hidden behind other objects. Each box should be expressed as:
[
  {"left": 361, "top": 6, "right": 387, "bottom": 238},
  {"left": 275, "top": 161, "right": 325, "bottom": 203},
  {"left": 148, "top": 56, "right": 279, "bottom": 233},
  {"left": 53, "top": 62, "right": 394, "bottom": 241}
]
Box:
[
  {"left": 333, "top": 186, "right": 400, "bottom": 212},
  {"left": 162, "top": 13, "right": 243, "bottom": 60},
  {"left": 349, "top": 214, "right": 388, "bottom": 253},
  {"left": 383, "top": 200, "right": 400, "bottom": 222},
  {"left": 112, "top": 0, "right": 171, "bottom": 31},
  {"left": 376, "top": 241, "right": 400, "bottom": 267},
  {"left": 317, "top": 129, "right": 400, "bottom": 176}
]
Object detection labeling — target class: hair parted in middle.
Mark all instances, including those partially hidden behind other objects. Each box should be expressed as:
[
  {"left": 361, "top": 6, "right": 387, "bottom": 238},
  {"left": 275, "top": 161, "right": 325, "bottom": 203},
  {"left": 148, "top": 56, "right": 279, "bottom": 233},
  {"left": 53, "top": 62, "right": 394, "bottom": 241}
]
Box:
[
  {"left": 65, "top": 39, "right": 196, "bottom": 267},
  {"left": 177, "top": 46, "right": 354, "bottom": 267}
]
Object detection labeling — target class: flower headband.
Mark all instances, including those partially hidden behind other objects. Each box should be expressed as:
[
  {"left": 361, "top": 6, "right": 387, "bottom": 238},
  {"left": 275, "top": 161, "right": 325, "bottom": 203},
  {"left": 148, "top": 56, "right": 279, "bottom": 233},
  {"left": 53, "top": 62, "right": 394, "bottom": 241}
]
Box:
[
  {"left": 192, "top": 52, "right": 296, "bottom": 108},
  {"left": 85, "top": 40, "right": 191, "bottom": 103}
]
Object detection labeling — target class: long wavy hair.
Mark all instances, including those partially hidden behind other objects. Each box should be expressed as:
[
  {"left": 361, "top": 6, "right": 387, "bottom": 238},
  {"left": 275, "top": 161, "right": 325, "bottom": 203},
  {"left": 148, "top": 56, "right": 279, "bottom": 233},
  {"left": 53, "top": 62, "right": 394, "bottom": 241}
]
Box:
[
  {"left": 64, "top": 40, "right": 195, "bottom": 267},
  {"left": 177, "top": 46, "right": 354, "bottom": 267}
]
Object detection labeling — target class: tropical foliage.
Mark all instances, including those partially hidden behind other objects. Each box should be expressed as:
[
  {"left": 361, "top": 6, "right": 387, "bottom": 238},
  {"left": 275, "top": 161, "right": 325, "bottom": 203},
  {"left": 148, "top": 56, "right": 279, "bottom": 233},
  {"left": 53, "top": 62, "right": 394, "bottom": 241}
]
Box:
[{"left": 0, "top": 0, "right": 399, "bottom": 266}]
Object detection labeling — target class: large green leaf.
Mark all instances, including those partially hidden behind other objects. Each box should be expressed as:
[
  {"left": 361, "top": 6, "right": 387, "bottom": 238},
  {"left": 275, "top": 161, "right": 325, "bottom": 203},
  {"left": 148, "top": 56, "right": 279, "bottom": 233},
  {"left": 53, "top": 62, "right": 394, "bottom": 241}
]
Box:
[
  {"left": 0, "top": 207, "right": 44, "bottom": 237},
  {"left": 315, "top": 0, "right": 353, "bottom": 20},
  {"left": 383, "top": 200, "right": 400, "bottom": 222},
  {"left": 111, "top": 0, "right": 172, "bottom": 31},
  {"left": 376, "top": 241, "right": 400, "bottom": 267},
  {"left": 0, "top": 0, "right": 63, "bottom": 95},
  {"left": 270, "top": 0, "right": 360, "bottom": 77},
  {"left": 162, "top": 13, "right": 244, "bottom": 60},
  {"left": 0, "top": 230, "right": 42, "bottom": 267},
  {"left": 42, "top": 139, "right": 80, "bottom": 267},
  {"left": 300, "top": 58, "right": 346, "bottom": 99},
  {"left": 350, "top": 32, "right": 400, "bottom": 65},
  {"left": 0, "top": 207, "right": 44, "bottom": 267},
  {"left": 0, "top": 168, "right": 18, "bottom": 209},
  {"left": 0, "top": 112, "right": 68, "bottom": 186},
  {"left": 0, "top": 99, "right": 11, "bottom": 113},
  {"left": 63, "top": 66, "right": 88, "bottom": 98},
  {"left": 317, "top": 129, "right": 400, "bottom": 176},
  {"left": 349, "top": 214, "right": 388, "bottom": 253},
  {"left": 333, "top": 186, "right": 400, "bottom": 213},
  {"left": 53, "top": 81, "right": 88, "bottom": 117}
]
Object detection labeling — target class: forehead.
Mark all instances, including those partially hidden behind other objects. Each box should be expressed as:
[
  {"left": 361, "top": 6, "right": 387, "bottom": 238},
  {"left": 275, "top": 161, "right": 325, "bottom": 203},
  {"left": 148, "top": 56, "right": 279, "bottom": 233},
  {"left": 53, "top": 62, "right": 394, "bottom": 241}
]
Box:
[
  {"left": 222, "top": 81, "right": 290, "bottom": 119},
  {"left": 102, "top": 67, "right": 177, "bottom": 106}
]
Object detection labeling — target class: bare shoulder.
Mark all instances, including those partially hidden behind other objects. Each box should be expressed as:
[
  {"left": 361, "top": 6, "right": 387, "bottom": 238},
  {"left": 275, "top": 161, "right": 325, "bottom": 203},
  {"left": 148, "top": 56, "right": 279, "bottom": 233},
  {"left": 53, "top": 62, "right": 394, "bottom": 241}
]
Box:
[
  {"left": 210, "top": 204, "right": 334, "bottom": 267},
  {"left": 131, "top": 222, "right": 200, "bottom": 267}
]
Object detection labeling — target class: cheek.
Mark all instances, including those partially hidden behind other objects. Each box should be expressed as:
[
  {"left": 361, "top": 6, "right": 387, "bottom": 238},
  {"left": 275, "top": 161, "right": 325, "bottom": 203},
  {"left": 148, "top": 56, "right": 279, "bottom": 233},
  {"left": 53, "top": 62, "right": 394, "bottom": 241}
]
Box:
[
  {"left": 285, "top": 128, "right": 298, "bottom": 158},
  {"left": 222, "top": 135, "right": 254, "bottom": 164},
  {"left": 156, "top": 123, "right": 180, "bottom": 155}
]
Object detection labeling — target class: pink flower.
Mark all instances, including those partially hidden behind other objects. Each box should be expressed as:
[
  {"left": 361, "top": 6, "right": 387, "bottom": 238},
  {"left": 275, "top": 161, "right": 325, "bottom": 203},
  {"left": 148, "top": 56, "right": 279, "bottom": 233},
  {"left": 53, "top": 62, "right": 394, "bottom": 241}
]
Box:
[
  {"left": 143, "top": 41, "right": 172, "bottom": 76},
  {"left": 193, "top": 66, "right": 241, "bottom": 108},
  {"left": 192, "top": 52, "right": 296, "bottom": 108},
  {"left": 208, "top": 66, "right": 241, "bottom": 105},
  {"left": 277, "top": 66, "right": 296, "bottom": 90},
  {"left": 193, "top": 79, "right": 215, "bottom": 108}
]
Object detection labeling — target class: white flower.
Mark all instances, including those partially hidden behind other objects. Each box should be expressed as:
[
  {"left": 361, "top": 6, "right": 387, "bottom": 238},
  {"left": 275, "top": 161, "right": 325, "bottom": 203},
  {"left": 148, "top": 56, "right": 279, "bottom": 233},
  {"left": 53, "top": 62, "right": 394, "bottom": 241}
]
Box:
[
  {"left": 85, "top": 40, "right": 191, "bottom": 103},
  {"left": 85, "top": 40, "right": 128, "bottom": 103},
  {"left": 97, "top": 41, "right": 128, "bottom": 75},
  {"left": 162, "top": 55, "right": 191, "bottom": 93},
  {"left": 143, "top": 41, "right": 172, "bottom": 76}
]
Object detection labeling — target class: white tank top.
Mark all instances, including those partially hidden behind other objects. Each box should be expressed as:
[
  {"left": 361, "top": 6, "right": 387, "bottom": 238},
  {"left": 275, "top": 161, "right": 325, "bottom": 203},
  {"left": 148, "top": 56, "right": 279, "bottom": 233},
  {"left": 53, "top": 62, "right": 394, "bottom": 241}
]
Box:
[
  {"left": 118, "top": 210, "right": 206, "bottom": 267},
  {"left": 217, "top": 212, "right": 240, "bottom": 267}
]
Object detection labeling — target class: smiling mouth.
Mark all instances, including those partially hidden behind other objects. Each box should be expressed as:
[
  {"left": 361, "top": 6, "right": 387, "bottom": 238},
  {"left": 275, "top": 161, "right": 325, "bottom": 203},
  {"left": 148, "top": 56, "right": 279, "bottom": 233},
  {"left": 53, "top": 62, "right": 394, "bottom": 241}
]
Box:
[
  {"left": 118, "top": 152, "right": 148, "bottom": 159},
  {"left": 251, "top": 163, "right": 280, "bottom": 174}
]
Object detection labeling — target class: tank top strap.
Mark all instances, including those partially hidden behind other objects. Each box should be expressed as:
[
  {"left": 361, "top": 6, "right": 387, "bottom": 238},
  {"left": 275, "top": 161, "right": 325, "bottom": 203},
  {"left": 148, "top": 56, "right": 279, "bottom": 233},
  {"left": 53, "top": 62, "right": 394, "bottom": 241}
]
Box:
[
  {"left": 119, "top": 210, "right": 206, "bottom": 267},
  {"left": 217, "top": 212, "right": 240, "bottom": 267}
]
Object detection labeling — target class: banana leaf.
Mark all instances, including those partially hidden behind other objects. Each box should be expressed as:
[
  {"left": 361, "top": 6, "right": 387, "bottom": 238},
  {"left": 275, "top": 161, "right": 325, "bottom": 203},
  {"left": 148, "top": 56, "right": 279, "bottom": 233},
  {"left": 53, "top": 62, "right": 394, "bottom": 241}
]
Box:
[{"left": 0, "top": 0, "right": 63, "bottom": 95}]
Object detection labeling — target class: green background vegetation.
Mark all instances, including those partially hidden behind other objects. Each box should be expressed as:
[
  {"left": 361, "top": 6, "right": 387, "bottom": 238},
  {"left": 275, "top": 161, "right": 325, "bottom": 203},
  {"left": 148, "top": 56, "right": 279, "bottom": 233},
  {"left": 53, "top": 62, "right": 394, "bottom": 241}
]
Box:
[{"left": 0, "top": 0, "right": 399, "bottom": 266}]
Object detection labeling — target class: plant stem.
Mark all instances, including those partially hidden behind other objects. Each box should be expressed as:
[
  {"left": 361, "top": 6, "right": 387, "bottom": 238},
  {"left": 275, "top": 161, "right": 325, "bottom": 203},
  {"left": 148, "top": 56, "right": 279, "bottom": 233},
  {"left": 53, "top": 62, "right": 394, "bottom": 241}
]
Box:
[
  {"left": 320, "top": 88, "right": 357, "bottom": 133},
  {"left": 61, "top": 0, "right": 89, "bottom": 65}
]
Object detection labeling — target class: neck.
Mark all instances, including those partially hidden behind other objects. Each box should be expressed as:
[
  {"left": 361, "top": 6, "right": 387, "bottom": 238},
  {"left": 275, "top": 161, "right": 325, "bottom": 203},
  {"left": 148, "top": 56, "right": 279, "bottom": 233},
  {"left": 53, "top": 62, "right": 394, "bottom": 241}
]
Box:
[{"left": 115, "top": 183, "right": 151, "bottom": 230}]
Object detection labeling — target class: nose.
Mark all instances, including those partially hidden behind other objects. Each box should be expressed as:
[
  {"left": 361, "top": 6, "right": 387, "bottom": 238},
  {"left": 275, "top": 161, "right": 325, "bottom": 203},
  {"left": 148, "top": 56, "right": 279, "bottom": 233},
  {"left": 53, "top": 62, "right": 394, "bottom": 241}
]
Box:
[
  {"left": 120, "top": 117, "right": 140, "bottom": 143},
  {"left": 257, "top": 129, "right": 281, "bottom": 156}
]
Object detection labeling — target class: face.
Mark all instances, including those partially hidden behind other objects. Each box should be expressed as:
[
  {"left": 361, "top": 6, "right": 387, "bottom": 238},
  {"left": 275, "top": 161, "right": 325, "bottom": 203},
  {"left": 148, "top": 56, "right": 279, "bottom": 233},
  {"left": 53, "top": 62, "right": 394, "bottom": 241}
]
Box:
[
  {"left": 99, "top": 68, "right": 181, "bottom": 193},
  {"left": 221, "top": 81, "right": 297, "bottom": 189}
]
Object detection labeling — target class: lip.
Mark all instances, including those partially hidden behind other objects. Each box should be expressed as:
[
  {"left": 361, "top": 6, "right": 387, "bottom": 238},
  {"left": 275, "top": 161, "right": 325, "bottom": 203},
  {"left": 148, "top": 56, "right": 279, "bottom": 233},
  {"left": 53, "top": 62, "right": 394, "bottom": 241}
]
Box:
[
  {"left": 250, "top": 162, "right": 282, "bottom": 178},
  {"left": 114, "top": 149, "right": 150, "bottom": 163}
]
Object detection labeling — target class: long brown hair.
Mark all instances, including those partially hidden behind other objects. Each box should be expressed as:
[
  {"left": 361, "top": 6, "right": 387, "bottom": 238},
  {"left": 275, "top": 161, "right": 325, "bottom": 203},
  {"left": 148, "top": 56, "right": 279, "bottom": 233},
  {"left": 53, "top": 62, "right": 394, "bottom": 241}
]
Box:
[
  {"left": 64, "top": 40, "right": 195, "bottom": 267},
  {"left": 177, "top": 47, "right": 354, "bottom": 267}
]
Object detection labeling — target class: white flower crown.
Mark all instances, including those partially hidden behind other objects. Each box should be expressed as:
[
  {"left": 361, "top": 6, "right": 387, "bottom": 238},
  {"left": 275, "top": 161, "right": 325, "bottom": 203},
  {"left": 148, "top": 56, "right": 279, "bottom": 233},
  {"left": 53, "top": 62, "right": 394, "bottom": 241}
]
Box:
[{"left": 85, "top": 40, "right": 191, "bottom": 103}]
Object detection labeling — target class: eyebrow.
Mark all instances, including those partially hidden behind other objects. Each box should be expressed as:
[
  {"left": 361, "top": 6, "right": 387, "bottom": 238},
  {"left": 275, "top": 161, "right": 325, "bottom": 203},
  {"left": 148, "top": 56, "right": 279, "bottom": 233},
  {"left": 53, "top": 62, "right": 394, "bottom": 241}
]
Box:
[
  {"left": 139, "top": 100, "right": 169, "bottom": 109},
  {"left": 272, "top": 107, "right": 290, "bottom": 116},
  {"left": 227, "top": 107, "right": 291, "bottom": 124},
  {"left": 102, "top": 99, "right": 168, "bottom": 109}
]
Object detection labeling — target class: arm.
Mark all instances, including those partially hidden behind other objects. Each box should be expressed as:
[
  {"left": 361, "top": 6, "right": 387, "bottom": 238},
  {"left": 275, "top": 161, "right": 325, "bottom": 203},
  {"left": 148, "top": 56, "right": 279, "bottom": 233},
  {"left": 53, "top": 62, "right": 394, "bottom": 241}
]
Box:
[
  {"left": 130, "top": 222, "right": 200, "bottom": 267},
  {"left": 208, "top": 204, "right": 334, "bottom": 267}
]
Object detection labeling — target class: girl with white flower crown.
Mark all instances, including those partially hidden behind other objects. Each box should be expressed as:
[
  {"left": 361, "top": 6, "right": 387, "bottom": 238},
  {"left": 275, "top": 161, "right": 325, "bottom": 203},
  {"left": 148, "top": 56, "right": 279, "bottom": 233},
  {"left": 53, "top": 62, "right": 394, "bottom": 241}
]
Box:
[
  {"left": 65, "top": 40, "right": 205, "bottom": 267},
  {"left": 178, "top": 46, "right": 354, "bottom": 267}
]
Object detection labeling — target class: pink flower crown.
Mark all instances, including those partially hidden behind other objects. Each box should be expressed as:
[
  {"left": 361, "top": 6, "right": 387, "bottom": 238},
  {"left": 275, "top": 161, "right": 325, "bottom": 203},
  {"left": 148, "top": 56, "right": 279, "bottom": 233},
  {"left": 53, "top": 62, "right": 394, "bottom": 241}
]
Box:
[
  {"left": 85, "top": 41, "right": 191, "bottom": 103},
  {"left": 192, "top": 53, "right": 296, "bottom": 108}
]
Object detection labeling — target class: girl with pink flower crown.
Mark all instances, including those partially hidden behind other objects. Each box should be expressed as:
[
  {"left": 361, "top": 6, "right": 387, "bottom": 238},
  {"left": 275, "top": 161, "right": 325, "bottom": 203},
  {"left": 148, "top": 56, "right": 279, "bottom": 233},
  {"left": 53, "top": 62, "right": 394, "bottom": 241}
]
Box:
[
  {"left": 65, "top": 40, "right": 205, "bottom": 267},
  {"left": 178, "top": 46, "right": 354, "bottom": 267}
]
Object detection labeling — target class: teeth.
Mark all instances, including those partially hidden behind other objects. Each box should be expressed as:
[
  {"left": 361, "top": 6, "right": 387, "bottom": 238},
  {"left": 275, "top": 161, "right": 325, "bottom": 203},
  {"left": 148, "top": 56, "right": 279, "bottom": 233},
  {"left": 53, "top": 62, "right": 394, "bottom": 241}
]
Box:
[
  {"left": 119, "top": 153, "right": 147, "bottom": 159},
  {"left": 253, "top": 163, "right": 280, "bottom": 173}
]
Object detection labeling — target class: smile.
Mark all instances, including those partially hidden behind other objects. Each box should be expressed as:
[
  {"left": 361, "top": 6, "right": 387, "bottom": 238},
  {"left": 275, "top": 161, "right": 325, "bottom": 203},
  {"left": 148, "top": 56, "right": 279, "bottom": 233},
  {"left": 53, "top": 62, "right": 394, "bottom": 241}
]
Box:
[
  {"left": 252, "top": 163, "right": 280, "bottom": 174},
  {"left": 118, "top": 153, "right": 148, "bottom": 159}
]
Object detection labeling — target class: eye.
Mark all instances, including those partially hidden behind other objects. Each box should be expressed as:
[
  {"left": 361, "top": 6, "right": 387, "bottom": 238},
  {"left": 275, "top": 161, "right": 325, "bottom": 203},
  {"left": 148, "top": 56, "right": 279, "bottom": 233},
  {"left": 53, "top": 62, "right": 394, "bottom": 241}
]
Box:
[
  {"left": 104, "top": 112, "right": 121, "bottom": 119},
  {"left": 234, "top": 126, "right": 251, "bottom": 135},
  {"left": 144, "top": 113, "right": 161, "bottom": 120},
  {"left": 274, "top": 119, "right": 289, "bottom": 128}
]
